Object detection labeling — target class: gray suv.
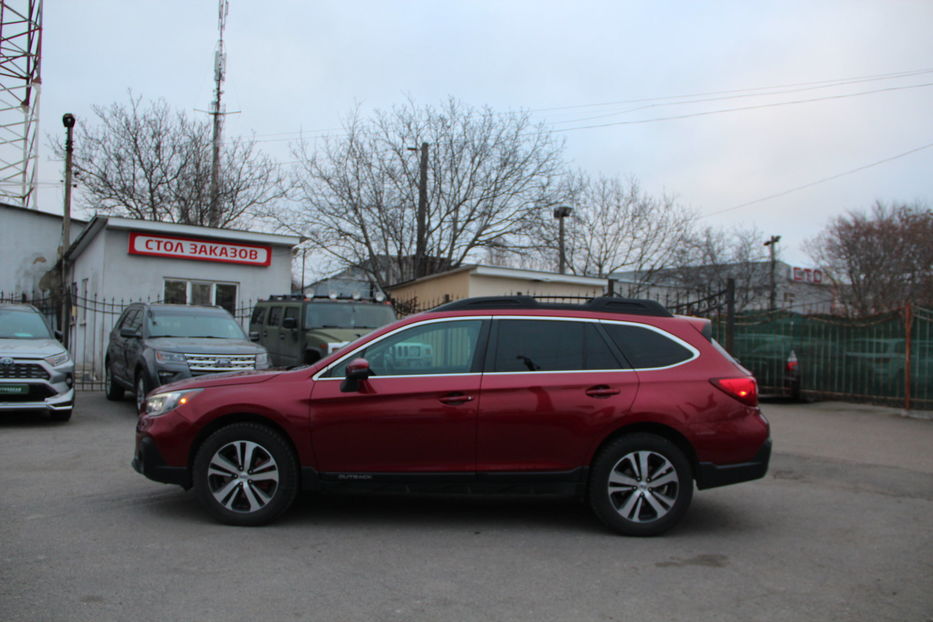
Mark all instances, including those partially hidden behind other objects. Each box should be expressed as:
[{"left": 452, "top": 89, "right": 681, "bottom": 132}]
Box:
[
  {"left": 105, "top": 303, "right": 270, "bottom": 410},
  {"left": 0, "top": 303, "right": 75, "bottom": 421}
]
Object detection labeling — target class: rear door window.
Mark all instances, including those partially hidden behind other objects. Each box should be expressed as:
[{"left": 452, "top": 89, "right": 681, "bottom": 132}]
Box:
[{"left": 491, "top": 319, "right": 623, "bottom": 372}]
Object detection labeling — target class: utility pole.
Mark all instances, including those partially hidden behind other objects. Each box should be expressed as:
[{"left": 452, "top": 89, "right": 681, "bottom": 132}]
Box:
[
  {"left": 207, "top": 0, "right": 229, "bottom": 228},
  {"left": 408, "top": 142, "right": 429, "bottom": 278},
  {"left": 764, "top": 234, "right": 781, "bottom": 311},
  {"left": 553, "top": 206, "right": 573, "bottom": 274},
  {"left": 60, "top": 112, "right": 75, "bottom": 346}
]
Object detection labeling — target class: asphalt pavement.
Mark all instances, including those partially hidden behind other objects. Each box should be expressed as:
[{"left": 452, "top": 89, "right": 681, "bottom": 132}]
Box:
[{"left": 0, "top": 392, "right": 931, "bottom": 622}]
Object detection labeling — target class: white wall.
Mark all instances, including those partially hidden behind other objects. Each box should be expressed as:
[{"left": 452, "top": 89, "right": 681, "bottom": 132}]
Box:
[{"left": 0, "top": 205, "right": 81, "bottom": 295}]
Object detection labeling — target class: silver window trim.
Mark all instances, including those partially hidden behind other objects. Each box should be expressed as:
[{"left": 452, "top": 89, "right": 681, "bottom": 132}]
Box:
[{"left": 313, "top": 313, "right": 701, "bottom": 380}]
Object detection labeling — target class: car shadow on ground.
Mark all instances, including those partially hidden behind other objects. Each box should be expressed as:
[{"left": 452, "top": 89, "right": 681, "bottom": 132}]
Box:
[{"left": 138, "top": 486, "right": 762, "bottom": 538}]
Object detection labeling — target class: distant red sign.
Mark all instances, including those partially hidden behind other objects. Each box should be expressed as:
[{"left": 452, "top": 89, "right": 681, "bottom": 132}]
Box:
[
  {"left": 791, "top": 266, "right": 823, "bottom": 284},
  {"left": 128, "top": 232, "right": 271, "bottom": 266}
]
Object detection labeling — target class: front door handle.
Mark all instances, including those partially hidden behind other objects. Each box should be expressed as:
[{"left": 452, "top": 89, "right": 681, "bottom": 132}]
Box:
[
  {"left": 439, "top": 393, "right": 474, "bottom": 405},
  {"left": 586, "top": 385, "right": 620, "bottom": 398}
]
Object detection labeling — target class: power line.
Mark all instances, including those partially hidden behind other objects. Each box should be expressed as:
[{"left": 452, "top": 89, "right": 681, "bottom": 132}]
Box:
[
  {"left": 531, "top": 67, "right": 933, "bottom": 114},
  {"left": 702, "top": 140, "right": 933, "bottom": 218},
  {"left": 551, "top": 82, "right": 933, "bottom": 133}
]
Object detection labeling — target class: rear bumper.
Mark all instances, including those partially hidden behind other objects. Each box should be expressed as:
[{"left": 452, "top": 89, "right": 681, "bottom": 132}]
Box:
[
  {"left": 695, "top": 438, "right": 771, "bottom": 490},
  {"left": 133, "top": 434, "right": 191, "bottom": 489}
]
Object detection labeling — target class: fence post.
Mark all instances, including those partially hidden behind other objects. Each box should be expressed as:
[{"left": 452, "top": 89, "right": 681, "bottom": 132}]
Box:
[
  {"left": 726, "top": 278, "right": 736, "bottom": 355},
  {"left": 904, "top": 304, "right": 912, "bottom": 411}
]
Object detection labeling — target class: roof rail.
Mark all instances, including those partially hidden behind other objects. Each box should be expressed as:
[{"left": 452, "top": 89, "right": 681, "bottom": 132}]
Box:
[{"left": 431, "top": 295, "right": 672, "bottom": 317}]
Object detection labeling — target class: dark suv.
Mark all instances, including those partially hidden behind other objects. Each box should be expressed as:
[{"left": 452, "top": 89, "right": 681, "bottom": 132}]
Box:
[
  {"left": 106, "top": 303, "right": 270, "bottom": 410},
  {"left": 133, "top": 296, "right": 770, "bottom": 536},
  {"left": 249, "top": 295, "right": 397, "bottom": 367}
]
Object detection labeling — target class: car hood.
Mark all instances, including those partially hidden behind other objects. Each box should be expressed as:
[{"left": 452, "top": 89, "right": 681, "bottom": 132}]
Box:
[
  {"left": 147, "top": 337, "right": 267, "bottom": 354},
  {"left": 156, "top": 368, "right": 282, "bottom": 392},
  {"left": 0, "top": 337, "right": 67, "bottom": 358}
]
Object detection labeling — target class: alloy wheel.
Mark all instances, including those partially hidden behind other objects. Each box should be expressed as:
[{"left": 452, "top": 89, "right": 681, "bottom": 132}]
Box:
[
  {"left": 606, "top": 450, "right": 680, "bottom": 523},
  {"left": 206, "top": 440, "right": 281, "bottom": 513}
]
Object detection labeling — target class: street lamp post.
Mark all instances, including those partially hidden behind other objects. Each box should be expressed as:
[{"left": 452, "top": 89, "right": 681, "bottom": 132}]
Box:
[
  {"left": 764, "top": 234, "right": 781, "bottom": 311},
  {"left": 553, "top": 206, "right": 573, "bottom": 274}
]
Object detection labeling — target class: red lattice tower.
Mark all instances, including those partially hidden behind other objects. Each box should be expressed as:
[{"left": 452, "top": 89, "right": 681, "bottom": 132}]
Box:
[{"left": 0, "top": 0, "right": 41, "bottom": 208}]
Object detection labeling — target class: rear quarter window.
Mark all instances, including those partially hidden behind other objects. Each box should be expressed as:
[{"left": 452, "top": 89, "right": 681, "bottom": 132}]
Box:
[{"left": 602, "top": 323, "right": 695, "bottom": 369}]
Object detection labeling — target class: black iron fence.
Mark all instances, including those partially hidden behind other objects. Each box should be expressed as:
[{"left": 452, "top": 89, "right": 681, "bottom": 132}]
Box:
[{"left": 4, "top": 286, "right": 929, "bottom": 409}]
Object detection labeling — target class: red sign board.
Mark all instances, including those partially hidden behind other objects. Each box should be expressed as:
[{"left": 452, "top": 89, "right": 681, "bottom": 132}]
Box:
[
  {"left": 128, "top": 232, "right": 271, "bottom": 266},
  {"left": 791, "top": 266, "right": 823, "bottom": 284}
]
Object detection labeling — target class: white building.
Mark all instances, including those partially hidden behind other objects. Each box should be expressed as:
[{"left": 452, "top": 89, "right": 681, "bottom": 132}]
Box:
[{"left": 2, "top": 205, "right": 299, "bottom": 385}]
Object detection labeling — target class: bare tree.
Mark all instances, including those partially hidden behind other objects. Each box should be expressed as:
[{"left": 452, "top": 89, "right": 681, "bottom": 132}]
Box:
[
  {"left": 519, "top": 173, "right": 694, "bottom": 287},
  {"left": 283, "top": 98, "right": 565, "bottom": 289},
  {"left": 808, "top": 201, "right": 933, "bottom": 315},
  {"left": 665, "top": 225, "right": 771, "bottom": 310},
  {"left": 56, "top": 94, "right": 288, "bottom": 228}
]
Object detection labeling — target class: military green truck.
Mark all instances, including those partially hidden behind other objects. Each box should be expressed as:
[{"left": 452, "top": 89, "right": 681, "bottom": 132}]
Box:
[{"left": 248, "top": 295, "right": 397, "bottom": 367}]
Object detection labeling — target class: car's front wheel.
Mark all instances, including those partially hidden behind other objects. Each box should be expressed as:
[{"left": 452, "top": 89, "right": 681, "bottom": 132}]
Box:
[
  {"left": 589, "top": 433, "right": 693, "bottom": 536},
  {"left": 193, "top": 423, "right": 298, "bottom": 526}
]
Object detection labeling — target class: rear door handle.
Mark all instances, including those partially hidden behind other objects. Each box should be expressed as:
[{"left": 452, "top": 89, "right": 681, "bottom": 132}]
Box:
[
  {"left": 586, "top": 385, "right": 620, "bottom": 398},
  {"left": 439, "top": 393, "right": 474, "bottom": 405}
]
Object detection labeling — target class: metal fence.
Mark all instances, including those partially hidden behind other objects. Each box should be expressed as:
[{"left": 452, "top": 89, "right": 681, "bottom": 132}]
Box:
[
  {"left": 4, "top": 287, "right": 929, "bottom": 409},
  {"left": 711, "top": 305, "right": 932, "bottom": 410}
]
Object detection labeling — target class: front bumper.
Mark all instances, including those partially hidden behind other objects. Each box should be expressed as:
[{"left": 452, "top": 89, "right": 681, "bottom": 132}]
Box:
[
  {"left": 133, "top": 434, "right": 191, "bottom": 489},
  {"left": 695, "top": 438, "right": 772, "bottom": 490},
  {"left": 0, "top": 385, "right": 74, "bottom": 414}
]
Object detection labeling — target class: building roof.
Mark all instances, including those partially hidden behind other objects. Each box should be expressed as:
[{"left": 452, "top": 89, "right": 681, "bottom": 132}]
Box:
[
  {"left": 64, "top": 215, "right": 300, "bottom": 262},
  {"left": 387, "top": 263, "right": 608, "bottom": 291},
  {"left": 0, "top": 201, "right": 89, "bottom": 226}
]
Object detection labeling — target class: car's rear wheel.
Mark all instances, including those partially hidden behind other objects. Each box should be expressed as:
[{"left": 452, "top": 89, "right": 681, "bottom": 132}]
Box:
[
  {"left": 589, "top": 433, "right": 693, "bottom": 536},
  {"left": 193, "top": 423, "right": 298, "bottom": 526},
  {"left": 105, "top": 361, "right": 123, "bottom": 401}
]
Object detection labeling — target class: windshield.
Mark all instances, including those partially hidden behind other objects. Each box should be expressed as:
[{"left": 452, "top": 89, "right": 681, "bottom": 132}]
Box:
[
  {"left": 305, "top": 302, "right": 396, "bottom": 329},
  {"left": 0, "top": 309, "right": 53, "bottom": 339},
  {"left": 147, "top": 310, "right": 247, "bottom": 339}
]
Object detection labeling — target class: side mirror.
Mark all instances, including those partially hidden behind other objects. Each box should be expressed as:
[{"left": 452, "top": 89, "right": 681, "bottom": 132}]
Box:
[
  {"left": 282, "top": 317, "right": 298, "bottom": 330},
  {"left": 248, "top": 330, "right": 260, "bottom": 342},
  {"left": 120, "top": 327, "right": 141, "bottom": 339},
  {"left": 340, "top": 358, "right": 372, "bottom": 393}
]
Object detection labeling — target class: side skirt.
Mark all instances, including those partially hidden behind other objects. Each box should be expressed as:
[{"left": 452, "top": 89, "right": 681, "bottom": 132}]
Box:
[{"left": 300, "top": 467, "right": 588, "bottom": 497}]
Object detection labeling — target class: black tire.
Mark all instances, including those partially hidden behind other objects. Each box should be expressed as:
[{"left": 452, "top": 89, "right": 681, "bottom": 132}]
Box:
[
  {"left": 589, "top": 433, "right": 693, "bottom": 537},
  {"left": 48, "top": 409, "right": 72, "bottom": 422},
  {"left": 192, "top": 423, "right": 298, "bottom": 526},
  {"left": 105, "top": 361, "right": 123, "bottom": 401},
  {"left": 134, "top": 371, "right": 152, "bottom": 413}
]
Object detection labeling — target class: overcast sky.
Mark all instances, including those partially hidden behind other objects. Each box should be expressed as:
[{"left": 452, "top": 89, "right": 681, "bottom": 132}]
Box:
[{"left": 36, "top": 0, "right": 933, "bottom": 267}]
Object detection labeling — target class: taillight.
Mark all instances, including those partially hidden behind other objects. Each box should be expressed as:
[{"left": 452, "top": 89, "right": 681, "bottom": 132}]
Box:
[
  {"left": 711, "top": 377, "right": 758, "bottom": 406},
  {"left": 786, "top": 350, "right": 799, "bottom": 373}
]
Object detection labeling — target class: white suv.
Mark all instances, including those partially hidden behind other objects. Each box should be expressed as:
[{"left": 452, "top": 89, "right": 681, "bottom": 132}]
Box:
[{"left": 0, "top": 304, "right": 75, "bottom": 421}]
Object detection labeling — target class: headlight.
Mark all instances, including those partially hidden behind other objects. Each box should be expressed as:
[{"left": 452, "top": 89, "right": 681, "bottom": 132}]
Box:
[
  {"left": 155, "top": 350, "right": 187, "bottom": 364},
  {"left": 255, "top": 352, "right": 269, "bottom": 368},
  {"left": 143, "top": 389, "right": 202, "bottom": 417},
  {"left": 45, "top": 351, "right": 71, "bottom": 367}
]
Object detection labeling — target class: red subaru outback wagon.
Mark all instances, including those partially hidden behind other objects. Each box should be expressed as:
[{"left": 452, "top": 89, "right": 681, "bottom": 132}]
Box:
[{"left": 134, "top": 296, "right": 770, "bottom": 536}]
